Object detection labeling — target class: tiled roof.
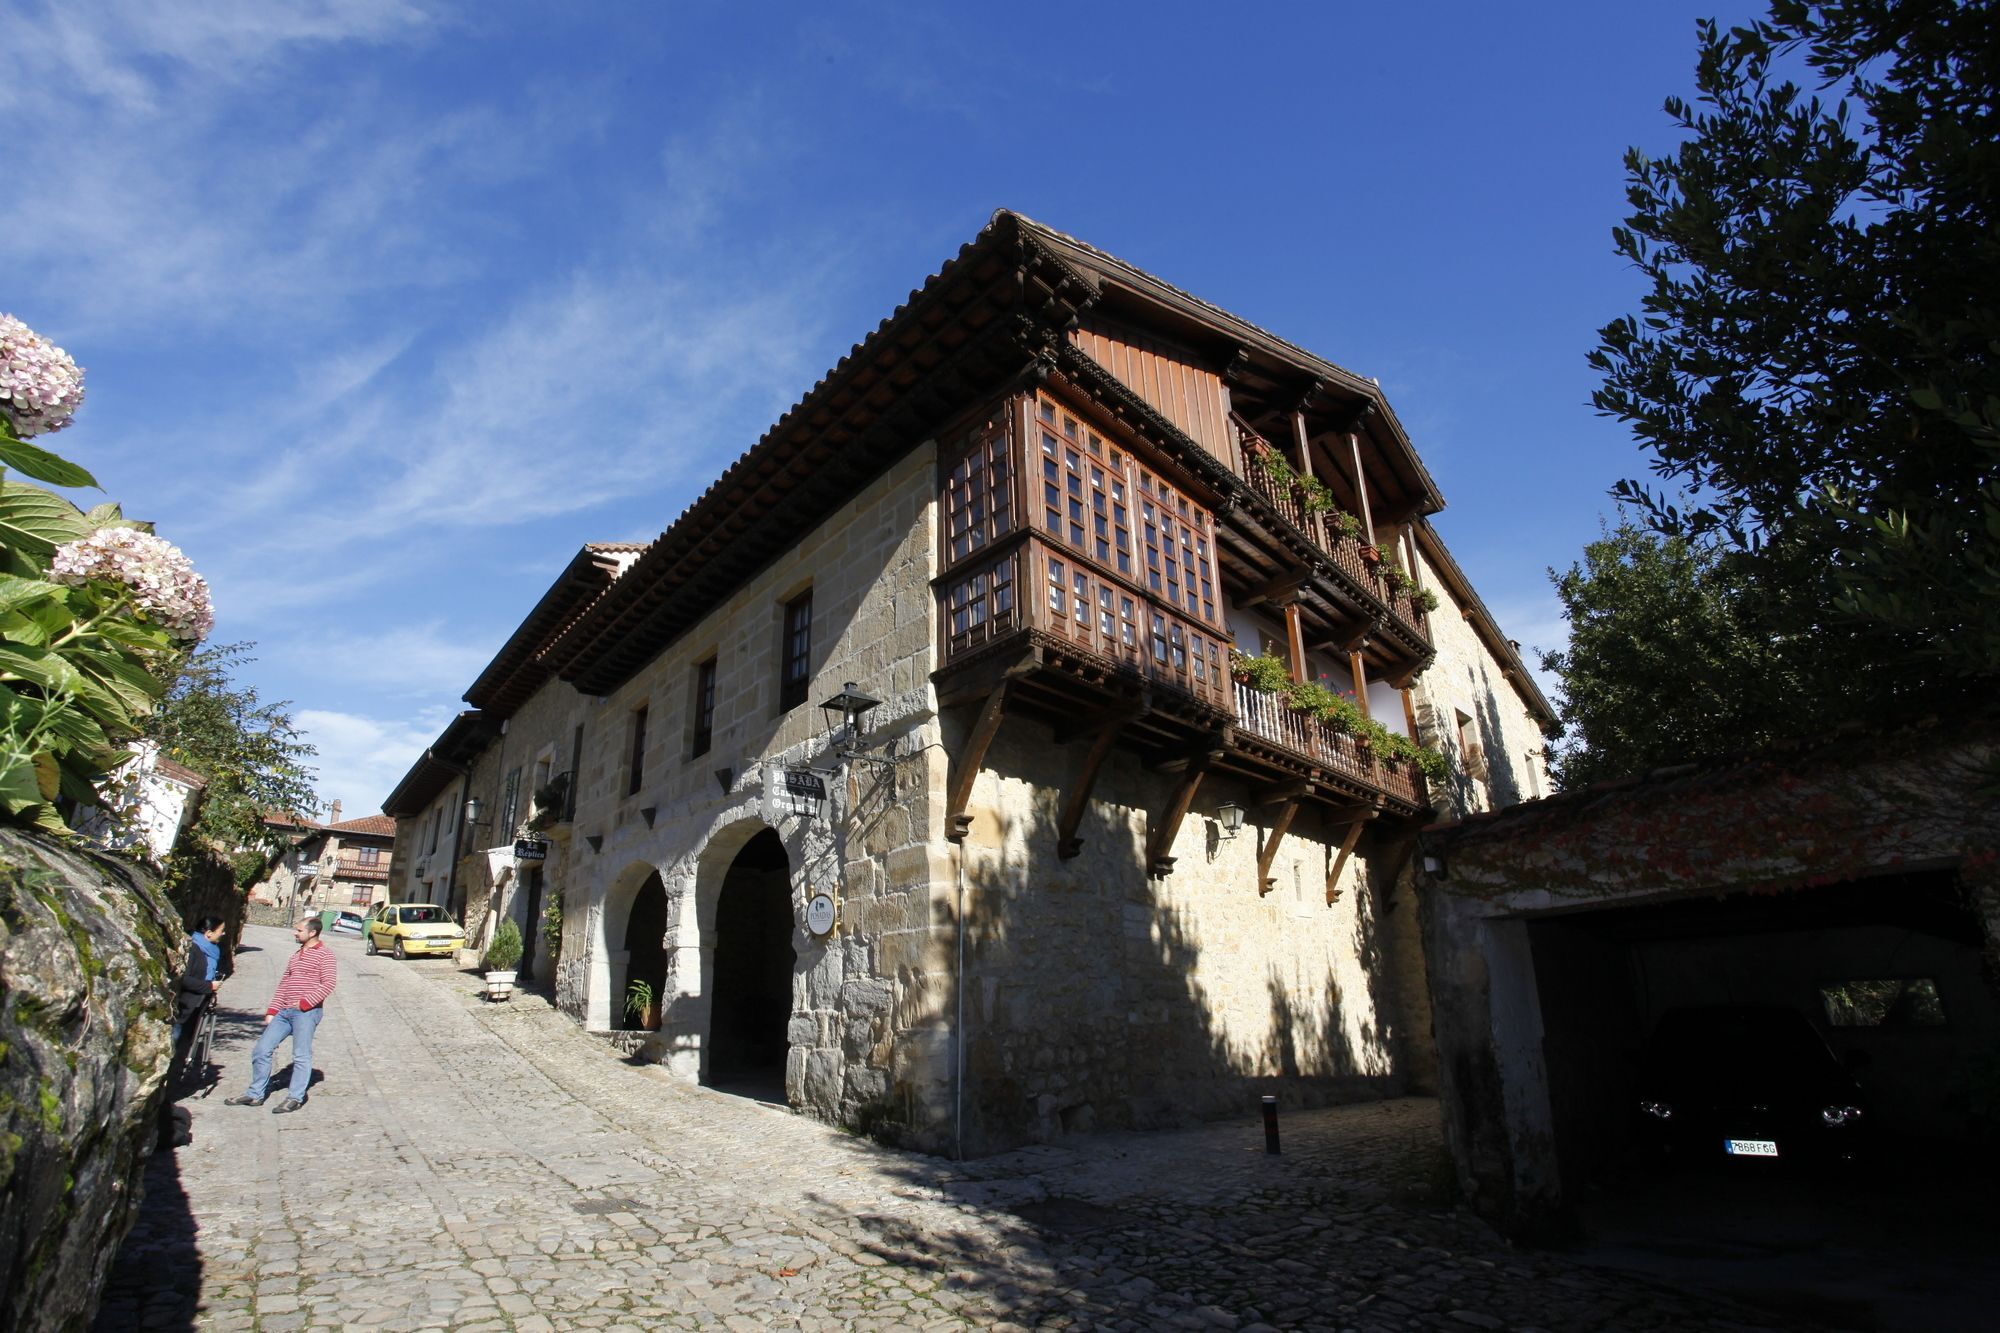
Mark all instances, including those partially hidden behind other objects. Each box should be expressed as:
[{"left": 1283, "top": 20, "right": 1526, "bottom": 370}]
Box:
[
  {"left": 152, "top": 757, "right": 208, "bottom": 788},
  {"left": 325, "top": 814, "right": 397, "bottom": 839}
]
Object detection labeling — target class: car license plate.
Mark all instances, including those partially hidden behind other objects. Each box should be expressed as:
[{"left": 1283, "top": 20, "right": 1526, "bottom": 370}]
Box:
[{"left": 1725, "top": 1139, "right": 1778, "bottom": 1157}]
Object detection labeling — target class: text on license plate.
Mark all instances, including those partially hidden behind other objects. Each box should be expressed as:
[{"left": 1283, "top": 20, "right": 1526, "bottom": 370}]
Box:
[{"left": 1726, "top": 1139, "right": 1778, "bottom": 1157}]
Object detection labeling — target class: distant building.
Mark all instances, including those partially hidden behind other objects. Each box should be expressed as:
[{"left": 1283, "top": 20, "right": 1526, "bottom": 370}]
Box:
[
  {"left": 386, "top": 212, "right": 1553, "bottom": 1154},
  {"left": 247, "top": 804, "right": 396, "bottom": 913}
]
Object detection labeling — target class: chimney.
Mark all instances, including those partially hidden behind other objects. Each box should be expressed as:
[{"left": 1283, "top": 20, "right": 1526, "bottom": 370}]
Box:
[{"left": 330, "top": 799, "right": 343, "bottom": 824}]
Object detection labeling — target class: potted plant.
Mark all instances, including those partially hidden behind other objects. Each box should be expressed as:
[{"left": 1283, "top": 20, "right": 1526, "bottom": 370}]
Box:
[
  {"left": 624, "top": 978, "right": 662, "bottom": 1032},
  {"left": 1233, "top": 651, "right": 1291, "bottom": 694},
  {"left": 1359, "top": 543, "right": 1383, "bottom": 565},
  {"left": 1328, "top": 509, "right": 1365, "bottom": 543},
  {"left": 482, "top": 919, "right": 523, "bottom": 1002},
  {"left": 1412, "top": 587, "right": 1440, "bottom": 614}
]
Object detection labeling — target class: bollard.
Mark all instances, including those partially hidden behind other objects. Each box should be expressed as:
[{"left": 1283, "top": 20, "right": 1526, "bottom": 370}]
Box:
[{"left": 1262, "top": 1094, "right": 1281, "bottom": 1154}]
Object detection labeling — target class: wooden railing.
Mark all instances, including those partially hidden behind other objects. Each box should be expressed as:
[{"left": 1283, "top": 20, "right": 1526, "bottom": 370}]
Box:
[
  {"left": 939, "top": 535, "right": 1234, "bottom": 711},
  {"left": 1230, "top": 416, "right": 1431, "bottom": 648},
  {"left": 1233, "top": 681, "right": 1425, "bottom": 808}
]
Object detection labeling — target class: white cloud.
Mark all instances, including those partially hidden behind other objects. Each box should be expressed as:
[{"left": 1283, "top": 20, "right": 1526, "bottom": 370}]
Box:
[
  {"left": 275, "top": 623, "right": 496, "bottom": 700},
  {"left": 296, "top": 705, "right": 449, "bottom": 814}
]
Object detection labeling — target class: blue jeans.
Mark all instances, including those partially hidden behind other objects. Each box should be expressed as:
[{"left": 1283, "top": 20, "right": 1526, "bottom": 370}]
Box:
[{"left": 244, "top": 1006, "right": 323, "bottom": 1102}]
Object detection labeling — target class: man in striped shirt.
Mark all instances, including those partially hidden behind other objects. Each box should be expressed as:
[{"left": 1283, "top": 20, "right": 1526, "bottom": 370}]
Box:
[{"left": 225, "top": 915, "right": 338, "bottom": 1114}]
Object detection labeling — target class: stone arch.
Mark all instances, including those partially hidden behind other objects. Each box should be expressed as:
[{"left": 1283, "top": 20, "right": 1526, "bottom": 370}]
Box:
[
  {"left": 663, "top": 815, "right": 808, "bottom": 1095},
  {"left": 703, "top": 828, "right": 798, "bottom": 1098},
  {"left": 588, "top": 859, "right": 669, "bottom": 1031}
]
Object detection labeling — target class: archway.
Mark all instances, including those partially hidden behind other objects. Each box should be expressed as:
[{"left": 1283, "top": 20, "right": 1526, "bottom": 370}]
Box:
[
  {"left": 704, "top": 828, "right": 795, "bottom": 1099},
  {"left": 620, "top": 871, "right": 668, "bottom": 1031}
]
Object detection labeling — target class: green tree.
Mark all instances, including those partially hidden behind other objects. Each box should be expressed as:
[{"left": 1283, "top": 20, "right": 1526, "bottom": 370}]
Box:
[
  {"left": 1541, "top": 525, "right": 1818, "bottom": 789},
  {"left": 1561, "top": 0, "right": 1999, "bottom": 783},
  {"left": 146, "top": 642, "right": 319, "bottom": 851}
]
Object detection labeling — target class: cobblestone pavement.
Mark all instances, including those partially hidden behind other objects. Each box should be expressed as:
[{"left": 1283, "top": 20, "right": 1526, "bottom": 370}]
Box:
[{"left": 99, "top": 924, "right": 1804, "bottom": 1332}]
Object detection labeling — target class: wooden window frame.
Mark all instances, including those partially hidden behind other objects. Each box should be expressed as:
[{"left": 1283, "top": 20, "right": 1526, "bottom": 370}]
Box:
[
  {"left": 692, "top": 656, "right": 717, "bottom": 758},
  {"left": 779, "top": 591, "right": 813, "bottom": 712},
  {"left": 626, "top": 705, "right": 649, "bottom": 797}
]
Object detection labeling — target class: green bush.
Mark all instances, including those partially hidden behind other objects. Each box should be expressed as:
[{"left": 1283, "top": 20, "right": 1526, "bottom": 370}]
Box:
[{"left": 483, "top": 919, "right": 523, "bottom": 972}]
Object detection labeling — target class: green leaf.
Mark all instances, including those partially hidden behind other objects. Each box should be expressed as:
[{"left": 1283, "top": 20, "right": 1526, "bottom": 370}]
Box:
[
  {"left": 0, "top": 436, "right": 97, "bottom": 490},
  {"left": 0, "top": 482, "right": 87, "bottom": 558},
  {"left": 0, "top": 574, "right": 62, "bottom": 616},
  {"left": 0, "top": 643, "right": 83, "bottom": 694},
  {"left": 0, "top": 755, "right": 43, "bottom": 814}
]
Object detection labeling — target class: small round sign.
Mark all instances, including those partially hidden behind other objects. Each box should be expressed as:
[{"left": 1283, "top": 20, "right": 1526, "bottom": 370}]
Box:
[{"left": 805, "top": 892, "right": 837, "bottom": 937}]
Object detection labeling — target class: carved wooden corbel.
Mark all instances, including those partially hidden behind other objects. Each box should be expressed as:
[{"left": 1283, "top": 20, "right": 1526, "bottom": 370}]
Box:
[
  {"left": 1146, "top": 742, "right": 1222, "bottom": 877},
  {"left": 1324, "top": 805, "right": 1380, "bottom": 904},
  {"left": 1056, "top": 699, "right": 1148, "bottom": 859},
  {"left": 1255, "top": 780, "right": 1312, "bottom": 896},
  {"left": 943, "top": 653, "right": 1039, "bottom": 843}
]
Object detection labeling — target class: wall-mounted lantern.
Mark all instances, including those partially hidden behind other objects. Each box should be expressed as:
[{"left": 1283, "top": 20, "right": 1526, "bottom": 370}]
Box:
[
  {"left": 1216, "top": 802, "right": 1246, "bottom": 839},
  {"left": 819, "top": 682, "right": 882, "bottom": 758}
]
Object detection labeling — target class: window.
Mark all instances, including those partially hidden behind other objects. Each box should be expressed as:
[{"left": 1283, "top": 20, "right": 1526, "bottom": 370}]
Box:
[
  {"left": 780, "top": 590, "right": 812, "bottom": 711},
  {"left": 357, "top": 847, "right": 382, "bottom": 867},
  {"left": 426, "top": 807, "right": 440, "bottom": 855},
  {"left": 944, "top": 408, "right": 1013, "bottom": 566},
  {"left": 692, "top": 657, "right": 717, "bottom": 757},
  {"left": 501, "top": 767, "right": 521, "bottom": 834},
  {"left": 566, "top": 724, "right": 584, "bottom": 820},
  {"left": 626, "top": 706, "right": 649, "bottom": 796},
  {"left": 1822, "top": 978, "right": 1946, "bottom": 1027}
]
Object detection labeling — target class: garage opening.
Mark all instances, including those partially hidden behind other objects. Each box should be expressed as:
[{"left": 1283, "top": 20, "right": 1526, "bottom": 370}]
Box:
[
  {"left": 704, "top": 829, "right": 795, "bottom": 1101},
  {"left": 1528, "top": 868, "right": 1992, "bottom": 1190},
  {"left": 620, "top": 871, "right": 667, "bottom": 1031}
]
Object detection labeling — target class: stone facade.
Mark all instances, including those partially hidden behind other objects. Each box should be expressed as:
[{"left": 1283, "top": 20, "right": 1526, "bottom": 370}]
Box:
[{"left": 383, "top": 213, "right": 1557, "bottom": 1157}]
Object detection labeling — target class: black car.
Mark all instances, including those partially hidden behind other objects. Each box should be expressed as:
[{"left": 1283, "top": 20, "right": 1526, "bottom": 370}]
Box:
[{"left": 1634, "top": 1004, "right": 1868, "bottom": 1166}]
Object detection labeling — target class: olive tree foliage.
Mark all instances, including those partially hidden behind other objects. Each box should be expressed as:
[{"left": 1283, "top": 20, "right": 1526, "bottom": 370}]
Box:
[
  {"left": 1555, "top": 0, "right": 1999, "bottom": 785},
  {"left": 146, "top": 641, "right": 319, "bottom": 853}
]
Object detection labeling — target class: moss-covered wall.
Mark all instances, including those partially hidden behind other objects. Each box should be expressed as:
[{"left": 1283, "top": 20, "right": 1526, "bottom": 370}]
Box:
[{"left": 0, "top": 828, "right": 180, "bottom": 1331}]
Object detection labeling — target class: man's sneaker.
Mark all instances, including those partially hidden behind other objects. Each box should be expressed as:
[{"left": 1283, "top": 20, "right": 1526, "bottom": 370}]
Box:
[
  {"left": 271, "top": 1098, "right": 305, "bottom": 1115},
  {"left": 223, "top": 1094, "right": 266, "bottom": 1107}
]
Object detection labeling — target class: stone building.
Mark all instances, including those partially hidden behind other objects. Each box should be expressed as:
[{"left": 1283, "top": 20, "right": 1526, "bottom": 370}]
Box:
[
  {"left": 247, "top": 806, "right": 397, "bottom": 914},
  {"left": 383, "top": 212, "right": 1552, "bottom": 1154}
]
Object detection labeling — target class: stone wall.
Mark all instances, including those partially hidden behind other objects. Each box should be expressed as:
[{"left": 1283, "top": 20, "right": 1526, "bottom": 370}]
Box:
[
  {"left": 1408, "top": 547, "right": 1550, "bottom": 820},
  {"left": 939, "top": 724, "right": 1427, "bottom": 1154},
  {"left": 558, "top": 441, "right": 943, "bottom": 1131},
  {"left": 0, "top": 828, "right": 180, "bottom": 1331}
]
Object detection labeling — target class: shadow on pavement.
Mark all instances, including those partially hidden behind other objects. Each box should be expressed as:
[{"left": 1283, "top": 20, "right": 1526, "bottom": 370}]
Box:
[
  {"left": 1571, "top": 1146, "right": 2000, "bottom": 1332},
  {"left": 93, "top": 1135, "right": 200, "bottom": 1333}
]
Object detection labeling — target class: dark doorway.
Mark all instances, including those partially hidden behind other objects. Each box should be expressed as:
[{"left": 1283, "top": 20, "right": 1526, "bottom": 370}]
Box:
[
  {"left": 705, "top": 829, "right": 795, "bottom": 1100},
  {"left": 519, "top": 867, "right": 544, "bottom": 984},
  {"left": 621, "top": 872, "right": 668, "bottom": 1031}
]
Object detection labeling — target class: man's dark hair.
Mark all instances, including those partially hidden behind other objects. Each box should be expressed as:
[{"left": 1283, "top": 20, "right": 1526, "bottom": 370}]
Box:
[
  {"left": 195, "top": 915, "right": 226, "bottom": 934},
  {"left": 295, "top": 916, "right": 323, "bottom": 938}
]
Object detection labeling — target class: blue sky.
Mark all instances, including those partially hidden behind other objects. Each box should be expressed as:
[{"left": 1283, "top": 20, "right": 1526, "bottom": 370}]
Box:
[{"left": 4, "top": 0, "right": 1762, "bottom": 813}]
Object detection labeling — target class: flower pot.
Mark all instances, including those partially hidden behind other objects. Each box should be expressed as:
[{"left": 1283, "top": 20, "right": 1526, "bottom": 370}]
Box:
[
  {"left": 1359, "top": 544, "right": 1382, "bottom": 564},
  {"left": 483, "top": 969, "right": 517, "bottom": 1002}
]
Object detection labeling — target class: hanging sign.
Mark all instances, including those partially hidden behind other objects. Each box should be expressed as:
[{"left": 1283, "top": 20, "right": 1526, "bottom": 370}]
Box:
[
  {"left": 783, "top": 767, "right": 827, "bottom": 819},
  {"left": 805, "top": 892, "right": 837, "bottom": 937},
  {"left": 513, "top": 837, "right": 549, "bottom": 862}
]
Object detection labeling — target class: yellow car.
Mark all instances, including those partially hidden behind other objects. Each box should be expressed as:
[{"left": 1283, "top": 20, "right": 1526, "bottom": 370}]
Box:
[{"left": 363, "top": 903, "right": 466, "bottom": 959}]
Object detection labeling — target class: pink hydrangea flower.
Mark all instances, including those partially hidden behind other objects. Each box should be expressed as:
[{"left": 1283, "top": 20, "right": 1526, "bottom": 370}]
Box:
[
  {"left": 0, "top": 314, "right": 87, "bottom": 438},
  {"left": 51, "top": 527, "right": 214, "bottom": 642}
]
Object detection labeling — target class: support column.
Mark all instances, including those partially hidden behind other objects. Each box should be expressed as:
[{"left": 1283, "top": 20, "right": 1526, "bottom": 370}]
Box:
[
  {"left": 1348, "top": 430, "right": 1376, "bottom": 544},
  {"left": 1283, "top": 599, "right": 1309, "bottom": 684}
]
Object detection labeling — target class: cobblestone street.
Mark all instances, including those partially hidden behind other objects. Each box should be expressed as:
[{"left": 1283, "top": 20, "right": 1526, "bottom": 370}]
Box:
[{"left": 99, "top": 924, "right": 1800, "bottom": 1332}]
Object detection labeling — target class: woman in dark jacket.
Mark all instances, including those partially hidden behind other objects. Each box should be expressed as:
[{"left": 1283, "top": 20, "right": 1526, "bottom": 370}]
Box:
[{"left": 172, "top": 915, "right": 230, "bottom": 1046}]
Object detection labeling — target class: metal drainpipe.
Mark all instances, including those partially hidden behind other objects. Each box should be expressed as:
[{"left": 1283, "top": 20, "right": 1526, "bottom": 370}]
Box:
[{"left": 964, "top": 832, "right": 972, "bottom": 1152}]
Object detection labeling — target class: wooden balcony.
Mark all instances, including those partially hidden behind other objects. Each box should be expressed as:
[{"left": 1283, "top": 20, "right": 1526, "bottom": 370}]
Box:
[
  {"left": 942, "top": 532, "right": 1234, "bottom": 712},
  {"left": 1229, "top": 416, "right": 1431, "bottom": 652},
  {"left": 935, "top": 534, "right": 1428, "bottom": 842},
  {"left": 1231, "top": 681, "right": 1426, "bottom": 812}
]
